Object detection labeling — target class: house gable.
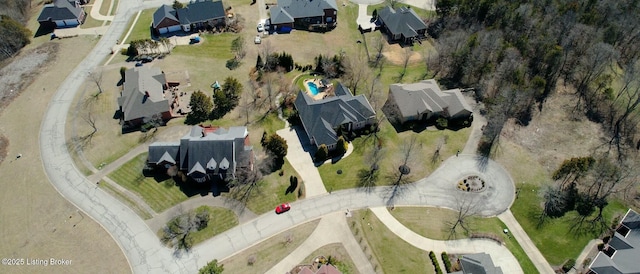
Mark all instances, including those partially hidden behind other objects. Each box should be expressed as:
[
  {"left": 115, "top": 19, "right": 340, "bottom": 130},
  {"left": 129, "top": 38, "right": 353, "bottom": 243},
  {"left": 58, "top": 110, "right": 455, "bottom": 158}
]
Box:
[
  {"left": 378, "top": 6, "right": 427, "bottom": 40},
  {"left": 37, "top": 0, "right": 84, "bottom": 23},
  {"left": 152, "top": 5, "right": 179, "bottom": 29}
]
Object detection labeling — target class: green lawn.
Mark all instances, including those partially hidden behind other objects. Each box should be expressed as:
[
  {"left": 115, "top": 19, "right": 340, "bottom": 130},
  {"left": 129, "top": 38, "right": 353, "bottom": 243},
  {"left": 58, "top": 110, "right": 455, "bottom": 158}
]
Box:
[
  {"left": 107, "top": 153, "right": 189, "bottom": 213},
  {"left": 98, "top": 179, "right": 153, "bottom": 219},
  {"left": 390, "top": 207, "right": 537, "bottom": 273},
  {"left": 99, "top": 0, "right": 118, "bottom": 16},
  {"left": 123, "top": 8, "right": 155, "bottom": 43},
  {"left": 189, "top": 206, "right": 239, "bottom": 246},
  {"left": 171, "top": 33, "right": 238, "bottom": 60},
  {"left": 319, "top": 121, "right": 470, "bottom": 191},
  {"left": 350, "top": 209, "right": 434, "bottom": 273}
]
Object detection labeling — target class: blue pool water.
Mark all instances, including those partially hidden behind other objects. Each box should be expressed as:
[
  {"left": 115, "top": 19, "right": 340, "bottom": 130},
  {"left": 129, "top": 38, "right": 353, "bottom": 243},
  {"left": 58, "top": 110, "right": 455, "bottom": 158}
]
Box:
[{"left": 307, "top": 82, "right": 320, "bottom": 95}]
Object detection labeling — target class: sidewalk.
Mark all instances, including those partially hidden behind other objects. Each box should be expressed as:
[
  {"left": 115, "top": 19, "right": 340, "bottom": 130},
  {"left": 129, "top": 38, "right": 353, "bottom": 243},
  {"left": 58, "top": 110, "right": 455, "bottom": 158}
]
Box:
[
  {"left": 498, "top": 210, "right": 555, "bottom": 274},
  {"left": 371, "top": 207, "right": 524, "bottom": 273},
  {"left": 266, "top": 211, "right": 375, "bottom": 274}
]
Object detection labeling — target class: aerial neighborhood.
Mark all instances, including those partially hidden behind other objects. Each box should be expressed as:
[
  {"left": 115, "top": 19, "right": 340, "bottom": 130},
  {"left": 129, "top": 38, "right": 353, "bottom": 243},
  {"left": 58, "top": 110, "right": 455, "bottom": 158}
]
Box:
[{"left": 1, "top": 0, "right": 640, "bottom": 274}]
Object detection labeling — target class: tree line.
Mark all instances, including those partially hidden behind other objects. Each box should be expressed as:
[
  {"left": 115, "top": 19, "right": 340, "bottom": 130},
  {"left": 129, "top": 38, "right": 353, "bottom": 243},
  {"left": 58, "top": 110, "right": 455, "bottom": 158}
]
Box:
[{"left": 429, "top": 0, "right": 640, "bottom": 159}]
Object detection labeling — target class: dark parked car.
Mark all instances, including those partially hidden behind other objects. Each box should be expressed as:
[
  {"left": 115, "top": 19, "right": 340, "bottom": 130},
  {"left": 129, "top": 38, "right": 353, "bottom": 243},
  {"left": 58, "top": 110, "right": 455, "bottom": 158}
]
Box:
[
  {"left": 140, "top": 56, "right": 153, "bottom": 63},
  {"left": 275, "top": 203, "right": 291, "bottom": 214}
]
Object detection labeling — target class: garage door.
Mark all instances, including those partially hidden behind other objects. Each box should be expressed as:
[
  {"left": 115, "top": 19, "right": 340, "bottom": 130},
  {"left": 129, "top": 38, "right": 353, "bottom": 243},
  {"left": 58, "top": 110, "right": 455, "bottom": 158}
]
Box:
[
  {"left": 158, "top": 27, "right": 169, "bottom": 34},
  {"left": 55, "top": 21, "right": 65, "bottom": 27},
  {"left": 167, "top": 25, "right": 181, "bottom": 32},
  {"left": 63, "top": 19, "right": 79, "bottom": 26}
]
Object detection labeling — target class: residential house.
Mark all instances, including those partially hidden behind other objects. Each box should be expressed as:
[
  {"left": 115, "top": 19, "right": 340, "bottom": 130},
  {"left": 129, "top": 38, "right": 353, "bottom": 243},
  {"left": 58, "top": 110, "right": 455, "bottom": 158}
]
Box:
[
  {"left": 383, "top": 79, "right": 473, "bottom": 125},
  {"left": 452, "top": 253, "right": 503, "bottom": 274},
  {"left": 269, "top": 0, "right": 338, "bottom": 31},
  {"left": 117, "top": 67, "right": 173, "bottom": 128},
  {"left": 294, "top": 83, "right": 376, "bottom": 151},
  {"left": 377, "top": 6, "right": 427, "bottom": 44},
  {"left": 37, "top": 0, "right": 86, "bottom": 29},
  {"left": 147, "top": 125, "right": 253, "bottom": 183},
  {"left": 298, "top": 264, "right": 342, "bottom": 274},
  {"left": 152, "top": 0, "right": 226, "bottom": 35},
  {"left": 588, "top": 209, "right": 640, "bottom": 274}
]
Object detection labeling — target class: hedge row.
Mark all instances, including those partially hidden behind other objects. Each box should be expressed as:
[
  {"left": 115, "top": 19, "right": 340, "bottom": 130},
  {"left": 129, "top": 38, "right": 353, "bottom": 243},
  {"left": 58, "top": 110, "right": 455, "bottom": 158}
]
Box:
[
  {"left": 441, "top": 252, "right": 452, "bottom": 273},
  {"left": 429, "top": 251, "right": 443, "bottom": 274}
]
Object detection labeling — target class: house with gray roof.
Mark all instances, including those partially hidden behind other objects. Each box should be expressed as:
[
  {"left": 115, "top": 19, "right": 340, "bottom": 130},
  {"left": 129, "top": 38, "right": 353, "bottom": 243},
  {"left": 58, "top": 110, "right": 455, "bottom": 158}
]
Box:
[
  {"left": 588, "top": 209, "right": 640, "bottom": 274},
  {"left": 452, "top": 253, "right": 503, "bottom": 274},
  {"left": 377, "top": 6, "right": 427, "bottom": 44},
  {"left": 269, "top": 0, "right": 338, "bottom": 32},
  {"left": 152, "top": 0, "right": 225, "bottom": 35},
  {"left": 117, "top": 67, "right": 173, "bottom": 128},
  {"left": 294, "top": 83, "right": 376, "bottom": 151},
  {"left": 37, "top": 0, "right": 86, "bottom": 29},
  {"left": 383, "top": 79, "right": 473, "bottom": 126},
  {"left": 147, "top": 125, "right": 253, "bottom": 183}
]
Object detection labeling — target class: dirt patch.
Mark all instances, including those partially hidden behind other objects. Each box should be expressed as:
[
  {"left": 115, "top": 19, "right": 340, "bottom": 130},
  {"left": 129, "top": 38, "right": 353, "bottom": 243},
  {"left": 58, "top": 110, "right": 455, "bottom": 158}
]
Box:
[
  {"left": 500, "top": 91, "right": 608, "bottom": 174},
  {"left": 0, "top": 134, "right": 7, "bottom": 164},
  {"left": 382, "top": 44, "right": 423, "bottom": 65}
]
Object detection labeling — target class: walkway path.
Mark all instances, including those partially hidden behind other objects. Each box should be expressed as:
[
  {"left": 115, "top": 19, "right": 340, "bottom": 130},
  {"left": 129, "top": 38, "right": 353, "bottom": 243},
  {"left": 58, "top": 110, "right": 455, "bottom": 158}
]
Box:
[
  {"left": 266, "top": 211, "right": 376, "bottom": 274},
  {"left": 498, "top": 210, "right": 554, "bottom": 273},
  {"left": 89, "top": 0, "right": 116, "bottom": 21},
  {"left": 372, "top": 207, "right": 523, "bottom": 273}
]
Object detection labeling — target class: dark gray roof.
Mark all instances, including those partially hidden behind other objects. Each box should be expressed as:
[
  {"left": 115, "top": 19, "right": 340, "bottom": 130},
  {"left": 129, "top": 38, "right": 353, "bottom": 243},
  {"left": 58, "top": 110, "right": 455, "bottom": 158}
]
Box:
[
  {"left": 176, "top": 0, "right": 225, "bottom": 25},
  {"left": 118, "top": 67, "right": 169, "bottom": 122},
  {"left": 590, "top": 209, "right": 640, "bottom": 274},
  {"left": 178, "top": 126, "right": 250, "bottom": 176},
  {"left": 148, "top": 142, "right": 180, "bottom": 165},
  {"left": 270, "top": 0, "right": 337, "bottom": 24},
  {"left": 152, "top": 5, "right": 179, "bottom": 28},
  {"left": 294, "top": 83, "right": 375, "bottom": 147},
  {"left": 378, "top": 6, "right": 427, "bottom": 38},
  {"left": 37, "top": 0, "right": 84, "bottom": 22},
  {"left": 387, "top": 79, "right": 472, "bottom": 119},
  {"left": 459, "top": 253, "right": 503, "bottom": 274}
]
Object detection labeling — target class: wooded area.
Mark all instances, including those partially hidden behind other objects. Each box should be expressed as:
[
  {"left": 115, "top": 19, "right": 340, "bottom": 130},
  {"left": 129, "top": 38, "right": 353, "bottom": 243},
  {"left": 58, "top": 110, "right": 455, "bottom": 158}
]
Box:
[
  {"left": 429, "top": 0, "right": 640, "bottom": 161},
  {"left": 0, "top": 0, "right": 32, "bottom": 63}
]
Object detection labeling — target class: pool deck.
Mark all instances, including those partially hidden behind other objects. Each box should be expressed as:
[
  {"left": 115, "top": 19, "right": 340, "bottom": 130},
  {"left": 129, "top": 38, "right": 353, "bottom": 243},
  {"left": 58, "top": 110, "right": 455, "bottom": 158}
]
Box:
[{"left": 303, "top": 79, "right": 334, "bottom": 100}]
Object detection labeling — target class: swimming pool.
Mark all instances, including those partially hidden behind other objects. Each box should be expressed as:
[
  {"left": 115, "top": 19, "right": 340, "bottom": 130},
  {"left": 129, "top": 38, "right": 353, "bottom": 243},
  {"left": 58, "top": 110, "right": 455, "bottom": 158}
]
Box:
[{"left": 307, "top": 82, "right": 320, "bottom": 95}]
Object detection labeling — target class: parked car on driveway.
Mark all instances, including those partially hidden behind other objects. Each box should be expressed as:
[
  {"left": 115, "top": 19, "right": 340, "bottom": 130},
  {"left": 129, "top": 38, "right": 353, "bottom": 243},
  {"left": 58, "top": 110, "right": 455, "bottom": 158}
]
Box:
[
  {"left": 275, "top": 203, "right": 291, "bottom": 214},
  {"left": 257, "top": 23, "right": 264, "bottom": 32},
  {"left": 254, "top": 35, "right": 261, "bottom": 44}
]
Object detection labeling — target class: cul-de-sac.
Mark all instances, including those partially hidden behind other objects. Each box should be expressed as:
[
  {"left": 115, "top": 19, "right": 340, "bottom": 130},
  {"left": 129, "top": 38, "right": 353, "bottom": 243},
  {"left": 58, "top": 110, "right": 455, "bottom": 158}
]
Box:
[{"left": 1, "top": 0, "right": 639, "bottom": 273}]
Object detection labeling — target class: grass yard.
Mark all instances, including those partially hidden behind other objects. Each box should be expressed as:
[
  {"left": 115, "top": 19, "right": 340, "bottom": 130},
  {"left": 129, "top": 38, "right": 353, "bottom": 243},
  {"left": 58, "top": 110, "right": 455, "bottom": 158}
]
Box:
[
  {"left": 99, "top": 179, "right": 153, "bottom": 219},
  {"left": 82, "top": 16, "right": 108, "bottom": 29},
  {"left": 300, "top": 243, "right": 359, "bottom": 274},
  {"left": 224, "top": 159, "right": 302, "bottom": 214},
  {"left": 350, "top": 209, "right": 433, "bottom": 274},
  {"left": 188, "top": 206, "right": 239, "bottom": 246},
  {"left": 123, "top": 8, "right": 155, "bottom": 43},
  {"left": 171, "top": 33, "right": 238, "bottom": 60},
  {"left": 319, "top": 121, "right": 470, "bottom": 191},
  {"left": 495, "top": 140, "right": 630, "bottom": 266},
  {"left": 390, "top": 207, "right": 538, "bottom": 273},
  {"left": 221, "top": 220, "right": 320, "bottom": 273},
  {"left": 107, "top": 153, "right": 189, "bottom": 213},
  {"left": 99, "top": 0, "right": 118, "bottom": 16}
]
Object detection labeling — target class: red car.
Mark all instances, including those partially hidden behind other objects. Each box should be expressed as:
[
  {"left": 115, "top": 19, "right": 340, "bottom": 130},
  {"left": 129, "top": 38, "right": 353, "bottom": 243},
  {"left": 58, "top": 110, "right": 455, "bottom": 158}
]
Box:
[{"left": 275, "top": 203, "right": 291, "bottom": 214}]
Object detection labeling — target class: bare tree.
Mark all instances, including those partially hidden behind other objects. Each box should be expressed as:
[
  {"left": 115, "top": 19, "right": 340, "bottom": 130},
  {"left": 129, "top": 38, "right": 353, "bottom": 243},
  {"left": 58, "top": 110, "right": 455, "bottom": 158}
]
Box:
[
  {"left": 227, "top": 156, "right": 270, "bottom": 209},
  {"left": 384, "top": 135, "right": 419, "bottom": 206},
  {"left": 261, "top": 40, "right": 274, "bottom": 71},
  {"left": 357, "top": 144, "right": 384, "bottom": 191},
  {"left": 371, "top": 34, "right": 386, "bottom": 68},
  {"left": 88, "top": 69, "right": 104, "bottom": 94},
  {"left": 607, "top": 61, "right": 640, "bottom": 158},
  {"left": 447, "top": 193, "right": 480, "bottom": 239},
  {"left": 394, "top": 48, "right": 413, "bottom": 82},
  {"left": 343, "top": 51, "right": 370, "bottom": 95}
]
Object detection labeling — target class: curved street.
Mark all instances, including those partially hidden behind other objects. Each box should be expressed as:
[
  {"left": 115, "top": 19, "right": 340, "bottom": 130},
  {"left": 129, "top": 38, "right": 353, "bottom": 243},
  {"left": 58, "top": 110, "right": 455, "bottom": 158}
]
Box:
[{"left": 38, "top": 0, "right": 551, "bottom": 273}]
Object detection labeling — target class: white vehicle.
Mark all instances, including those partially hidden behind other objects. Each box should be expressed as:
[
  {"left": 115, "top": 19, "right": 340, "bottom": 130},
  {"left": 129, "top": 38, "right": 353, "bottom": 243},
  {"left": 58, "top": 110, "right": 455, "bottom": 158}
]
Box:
[
  {"left": 254, "top": 35, "right": 261, "bottom": 44},
  {"left": 257, "top": 23, "right": 264, "bottom": 32}
]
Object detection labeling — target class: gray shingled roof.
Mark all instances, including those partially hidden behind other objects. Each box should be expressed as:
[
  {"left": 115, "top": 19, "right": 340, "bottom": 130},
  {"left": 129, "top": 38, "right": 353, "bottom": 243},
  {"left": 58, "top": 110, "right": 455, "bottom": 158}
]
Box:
[
  {"left": 176, "top": 0, "right": 225, "bottom": 25},
  {"left": 459, "top": 253, "right": 503, "bottom": 274},
  {"left": 590, "top": 209, "right": 640, "bottom": 274},
  {"left": 118, "top": 67, "right": 169, "bottom": 123},
  {"left": 270, "top": 0, "right": 337, "bottom": 24},
  {"left": 387, "top": 79, "right": 472, "bottom": 119},
  {"left": 148, "top": 142, "right": 180, "bottom": 165},
  {"left": 152, "top": 5, "right": 179, "bottom": 28},
  {"left": 178, "top": 126, "right": 250, "bottom": 176},
  {"left": 378, "top": 6, "right": 427, "bottom": 38},
  {"left": 37, "top": 0, "right": 84, "bottom": 22},
  {"left": 294, "top": 83, "right": 375, "bottom": 148}
]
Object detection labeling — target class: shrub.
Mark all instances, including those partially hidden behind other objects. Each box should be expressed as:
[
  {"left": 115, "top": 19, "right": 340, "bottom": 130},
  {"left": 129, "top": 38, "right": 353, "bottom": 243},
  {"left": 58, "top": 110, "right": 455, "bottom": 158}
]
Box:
[
  {"left": 315, "top": 144, "right": 329, "bottom": 162},
  {"left": 562, "top": 258, "right": 575, "bottom": 273},
  {"left": 297, "top": 181, "right": 305, "bottom": 198},
  {"left": 429, "top": 251, "right": 443, "bottom": 274},
  {"left": 225, "top": 57, "right": 241, "bottom": 70},
  {"left": 436, "top": 117, "right": 448, "bottom": 129},
  {"left": 335, "top": 136, "right": 348, "bottom": 155},
  {"left": 441, "top": 252, "right": 452, "bottom": 273}
]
